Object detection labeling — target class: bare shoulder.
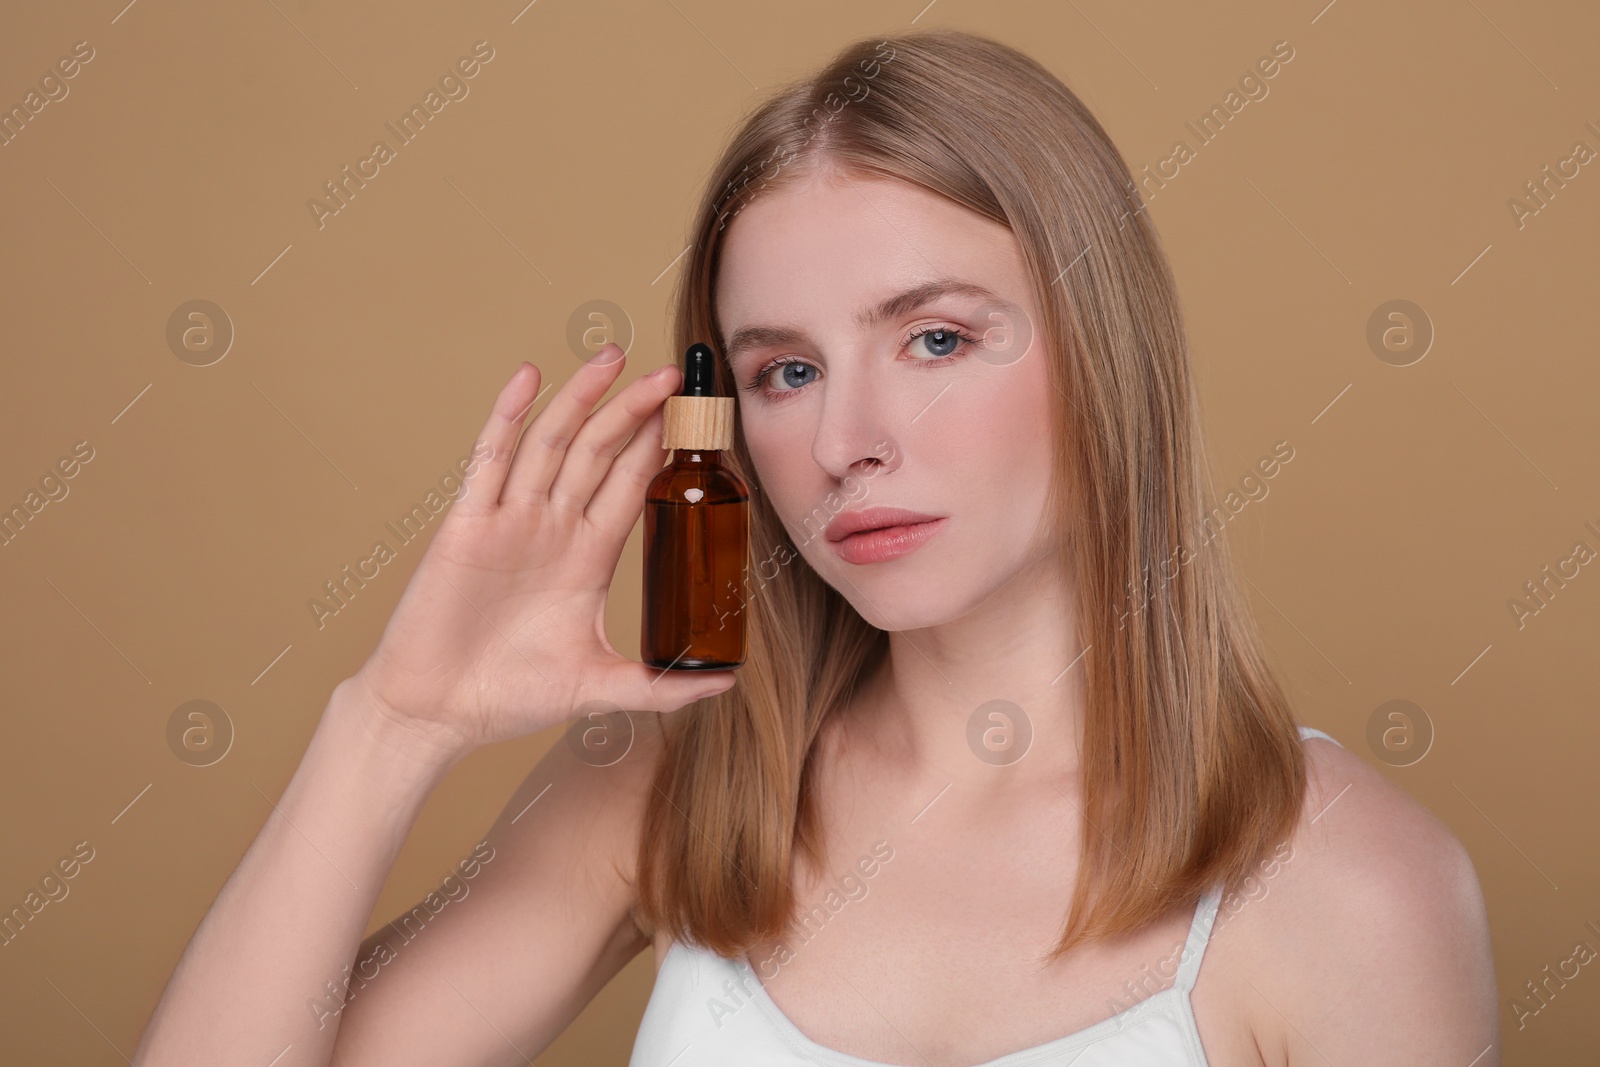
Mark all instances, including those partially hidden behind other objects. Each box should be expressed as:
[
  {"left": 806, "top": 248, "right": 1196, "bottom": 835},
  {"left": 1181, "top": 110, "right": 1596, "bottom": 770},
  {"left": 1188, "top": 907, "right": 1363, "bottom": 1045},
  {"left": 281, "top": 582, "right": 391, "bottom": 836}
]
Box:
[
  {"left": 453, "top": 705, "right": 673, "bottom": 964},
  {"left": 489, "top": 707, "right": 669, "bottom": 904},
  {"left": 1221, "top": 735, "right": 1499, "bottom": 1066},
  {"left": 1293, "top": 736, "right": 1474, "bottom": 895}
]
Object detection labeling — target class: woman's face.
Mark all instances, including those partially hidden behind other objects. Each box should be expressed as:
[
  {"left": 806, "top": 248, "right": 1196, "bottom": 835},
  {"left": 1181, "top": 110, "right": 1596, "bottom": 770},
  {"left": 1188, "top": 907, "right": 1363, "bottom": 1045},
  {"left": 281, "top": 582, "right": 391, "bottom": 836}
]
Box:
[{"left": 715, "top": 169, "right": 1059, "bottom": 632}]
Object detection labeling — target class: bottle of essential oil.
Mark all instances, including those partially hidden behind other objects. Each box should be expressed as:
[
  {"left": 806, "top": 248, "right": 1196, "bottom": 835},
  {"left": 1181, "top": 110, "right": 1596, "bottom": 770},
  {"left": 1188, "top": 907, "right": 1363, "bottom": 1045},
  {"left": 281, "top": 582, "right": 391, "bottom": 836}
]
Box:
[{"left": 641, "top": 342, "right": 749, "bottom": 671}]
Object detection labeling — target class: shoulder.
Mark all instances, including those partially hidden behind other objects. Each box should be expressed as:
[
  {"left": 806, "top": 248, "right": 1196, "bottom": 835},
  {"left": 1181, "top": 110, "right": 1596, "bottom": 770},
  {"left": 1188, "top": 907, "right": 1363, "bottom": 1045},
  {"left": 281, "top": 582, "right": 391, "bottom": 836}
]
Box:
[
  {"left": 1293, "top": 735, "right": 1471, "bottom": 891},
  {"left": 487, "top": 708, "right": 670, "bottom": 933},
  {"left": 1223, "top": 734, "right": 1499, "bottom": 1065}
]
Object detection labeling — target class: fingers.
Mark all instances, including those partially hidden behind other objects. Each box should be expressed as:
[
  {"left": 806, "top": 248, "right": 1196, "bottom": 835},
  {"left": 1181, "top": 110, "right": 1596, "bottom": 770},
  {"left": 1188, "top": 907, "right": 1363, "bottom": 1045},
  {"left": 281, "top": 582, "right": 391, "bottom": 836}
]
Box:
[
  {"left": 548, "top": 362, "right": 679, "bottom": 514},
  {"left": 500, "top": 345, "right": 630, "bottom": 508},
  {"left": 458, "top": 362, "right": 544, "bottom": 514},
  {"left": 583, "top": 399, "right": 671, "bottom": 543}
]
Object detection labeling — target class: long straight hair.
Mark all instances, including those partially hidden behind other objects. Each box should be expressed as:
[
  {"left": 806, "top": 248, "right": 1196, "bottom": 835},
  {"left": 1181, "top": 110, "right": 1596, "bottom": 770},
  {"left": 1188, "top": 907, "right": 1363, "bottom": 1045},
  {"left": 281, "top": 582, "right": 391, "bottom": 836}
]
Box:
[{"left": 634, "top": 28, "right": 1308, "bottom": 962}]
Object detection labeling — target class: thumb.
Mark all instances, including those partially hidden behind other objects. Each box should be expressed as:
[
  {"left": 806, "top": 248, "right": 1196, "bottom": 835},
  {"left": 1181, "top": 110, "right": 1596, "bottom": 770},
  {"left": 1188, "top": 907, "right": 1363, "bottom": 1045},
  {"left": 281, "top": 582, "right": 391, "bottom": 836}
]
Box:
[{"left": 608, "top": 662, "right": 738, "bottom": 714}]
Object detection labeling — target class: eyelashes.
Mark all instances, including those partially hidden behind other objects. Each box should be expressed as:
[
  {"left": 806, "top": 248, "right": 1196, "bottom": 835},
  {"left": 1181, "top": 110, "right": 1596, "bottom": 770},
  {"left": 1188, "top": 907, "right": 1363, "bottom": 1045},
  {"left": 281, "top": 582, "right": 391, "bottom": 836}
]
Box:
[
  {"left": 742, "top": 356, "right": 812, "bottom": 397},
  {"left": 904, "top": 324, "right": 982, "bottom": 362},
  {"left": 742, "top": 325, "right": 983, "bottom": 400}
]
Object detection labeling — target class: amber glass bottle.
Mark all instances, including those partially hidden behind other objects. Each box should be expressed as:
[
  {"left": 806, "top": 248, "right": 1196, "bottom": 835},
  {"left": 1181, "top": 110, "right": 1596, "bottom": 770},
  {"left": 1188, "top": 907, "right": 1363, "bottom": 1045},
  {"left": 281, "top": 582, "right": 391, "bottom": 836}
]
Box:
[{"left": 641, "top": 342, "right": 749, "bottom": 671}]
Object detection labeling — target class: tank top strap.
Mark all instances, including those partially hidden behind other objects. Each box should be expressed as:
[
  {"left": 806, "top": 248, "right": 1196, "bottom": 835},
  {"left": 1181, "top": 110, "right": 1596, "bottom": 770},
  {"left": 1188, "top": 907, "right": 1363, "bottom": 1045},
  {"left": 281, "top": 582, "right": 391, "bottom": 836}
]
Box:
[
  {"left": 1170, "top": 877, "right": 1226, "bottom": 994},
  {"left": 1167, "top": 726, "right": 1337, "bottom": 997},
  {"left": 1296, "top": 724, "right": 1343, "bottom": 747}
]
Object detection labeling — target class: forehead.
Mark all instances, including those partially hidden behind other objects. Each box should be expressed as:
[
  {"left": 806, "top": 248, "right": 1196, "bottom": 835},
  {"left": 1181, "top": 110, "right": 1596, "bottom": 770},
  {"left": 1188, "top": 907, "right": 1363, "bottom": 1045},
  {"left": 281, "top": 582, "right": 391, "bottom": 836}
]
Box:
[{"left": 714, "top": 173, "right": 1029, "bottom": 342}]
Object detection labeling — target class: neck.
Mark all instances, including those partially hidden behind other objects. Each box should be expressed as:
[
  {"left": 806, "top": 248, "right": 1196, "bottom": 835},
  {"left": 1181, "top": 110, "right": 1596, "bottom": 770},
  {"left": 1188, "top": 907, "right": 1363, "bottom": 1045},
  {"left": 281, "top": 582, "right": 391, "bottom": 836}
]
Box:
[{"left": 840, "top": 551, "right": 1088, "bottom": 800}]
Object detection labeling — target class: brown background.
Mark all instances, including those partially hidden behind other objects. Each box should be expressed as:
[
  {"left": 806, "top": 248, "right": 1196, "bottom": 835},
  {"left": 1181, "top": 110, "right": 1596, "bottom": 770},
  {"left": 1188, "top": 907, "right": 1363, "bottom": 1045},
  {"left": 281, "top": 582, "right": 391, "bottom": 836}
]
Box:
[{"left": 2, "top": 0, "right": 1597, "bottom": 1063}]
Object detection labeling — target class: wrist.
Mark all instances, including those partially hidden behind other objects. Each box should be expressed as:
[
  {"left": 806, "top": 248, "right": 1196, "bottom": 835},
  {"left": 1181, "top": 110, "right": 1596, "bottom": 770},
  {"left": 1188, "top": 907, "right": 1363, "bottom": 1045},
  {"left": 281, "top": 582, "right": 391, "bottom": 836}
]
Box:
[{"left": 328, "top": 673, "right": 473, "bottom": 780}]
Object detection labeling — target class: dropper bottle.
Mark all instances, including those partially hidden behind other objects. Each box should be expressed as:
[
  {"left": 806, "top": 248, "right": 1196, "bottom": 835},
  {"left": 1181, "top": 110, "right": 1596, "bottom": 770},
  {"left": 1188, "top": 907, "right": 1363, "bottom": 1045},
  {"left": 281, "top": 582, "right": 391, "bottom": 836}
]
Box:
[{"left": 641, "top": 342, "right": 749, "bottom": 670}]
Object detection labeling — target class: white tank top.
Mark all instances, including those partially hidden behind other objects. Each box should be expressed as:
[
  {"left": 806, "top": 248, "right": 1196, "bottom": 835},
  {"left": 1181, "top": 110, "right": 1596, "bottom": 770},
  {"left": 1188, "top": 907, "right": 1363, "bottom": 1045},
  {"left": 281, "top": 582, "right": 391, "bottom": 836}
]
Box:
[{"left": 628, "top": 724, "right": 1343, "bottom": 1067}]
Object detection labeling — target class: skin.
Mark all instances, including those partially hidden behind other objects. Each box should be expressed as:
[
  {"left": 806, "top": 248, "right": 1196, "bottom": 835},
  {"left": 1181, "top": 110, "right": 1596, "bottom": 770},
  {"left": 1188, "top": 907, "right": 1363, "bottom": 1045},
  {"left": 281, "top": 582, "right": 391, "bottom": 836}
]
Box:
[{"left": 644, "top": 166, "right": 1501, "bottom": 1065}]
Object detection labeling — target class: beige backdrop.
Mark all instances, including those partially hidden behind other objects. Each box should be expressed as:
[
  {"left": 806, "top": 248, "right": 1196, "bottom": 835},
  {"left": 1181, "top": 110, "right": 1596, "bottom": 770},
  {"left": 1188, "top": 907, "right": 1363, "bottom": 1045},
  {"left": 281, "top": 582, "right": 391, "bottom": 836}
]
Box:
[{"left": 2, "top": 0, "right": 1597, "bottom": 1063}]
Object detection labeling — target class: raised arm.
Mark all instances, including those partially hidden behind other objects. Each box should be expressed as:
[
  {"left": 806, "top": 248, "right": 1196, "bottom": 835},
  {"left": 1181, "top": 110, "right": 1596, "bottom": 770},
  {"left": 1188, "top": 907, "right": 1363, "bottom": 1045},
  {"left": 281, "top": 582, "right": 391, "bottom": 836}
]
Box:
[
  {"left": 133, "top": 345, "right": 735, "bottom": 1066},
  {"left": 328, "top": 708, "right": 669, "bottom": 1065},
  {"left": 133, "top": 677, "right": 465, "bottom": 1067}
]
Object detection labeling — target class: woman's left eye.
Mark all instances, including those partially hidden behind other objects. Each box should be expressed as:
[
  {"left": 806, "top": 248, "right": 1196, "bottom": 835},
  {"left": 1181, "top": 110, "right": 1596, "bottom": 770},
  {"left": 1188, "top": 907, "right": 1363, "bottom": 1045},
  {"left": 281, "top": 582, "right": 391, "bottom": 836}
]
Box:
[{"left": 906, "top": 325, "right": 980, "bottom": 362}]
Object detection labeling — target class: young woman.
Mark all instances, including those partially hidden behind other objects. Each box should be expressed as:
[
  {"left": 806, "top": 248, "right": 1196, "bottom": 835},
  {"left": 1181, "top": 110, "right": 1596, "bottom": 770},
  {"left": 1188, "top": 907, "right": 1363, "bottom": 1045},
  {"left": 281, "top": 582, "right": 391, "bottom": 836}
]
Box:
[{"left": 136, "top": 30, "right": 1498, "bottom": 1067}]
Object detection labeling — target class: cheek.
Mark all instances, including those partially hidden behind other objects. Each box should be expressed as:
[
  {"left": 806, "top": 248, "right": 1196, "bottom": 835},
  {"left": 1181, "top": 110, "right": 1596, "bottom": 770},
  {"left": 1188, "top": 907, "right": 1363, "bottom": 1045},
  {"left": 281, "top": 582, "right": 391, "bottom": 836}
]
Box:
[
  {"left": 932, "top": 374, "right": 1054, "bottom": 530},
  {"left": 744, "top": 429, "right": 824, "bottom": 536},
  {"left": 932, "top": 372, "right": 1051, "bottom": 475},
  {"left": 745, "top": 427, "right": 804, "bottom": 495}
]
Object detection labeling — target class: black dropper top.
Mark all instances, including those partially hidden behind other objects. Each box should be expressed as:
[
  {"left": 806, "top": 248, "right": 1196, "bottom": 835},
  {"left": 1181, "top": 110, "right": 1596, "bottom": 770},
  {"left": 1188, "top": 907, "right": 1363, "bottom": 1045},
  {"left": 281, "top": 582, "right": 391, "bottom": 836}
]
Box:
[{"left": 683, "top": 342, "right": 717, "bottom": 397}]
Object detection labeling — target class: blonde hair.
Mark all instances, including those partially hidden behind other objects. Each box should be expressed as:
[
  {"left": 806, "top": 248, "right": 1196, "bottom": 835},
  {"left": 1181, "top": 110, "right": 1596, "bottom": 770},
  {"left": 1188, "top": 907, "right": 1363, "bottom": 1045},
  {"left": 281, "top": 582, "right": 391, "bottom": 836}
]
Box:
[{"left": 635, "top": 28, "right": 1307, "bottom": 961}]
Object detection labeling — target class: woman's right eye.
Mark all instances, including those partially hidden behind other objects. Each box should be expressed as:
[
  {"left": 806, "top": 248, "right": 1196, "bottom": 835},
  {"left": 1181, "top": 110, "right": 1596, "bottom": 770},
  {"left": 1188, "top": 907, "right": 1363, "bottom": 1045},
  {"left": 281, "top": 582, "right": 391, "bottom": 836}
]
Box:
[{"left": 747, "top": 357, "right": 818, "bottom": 398}]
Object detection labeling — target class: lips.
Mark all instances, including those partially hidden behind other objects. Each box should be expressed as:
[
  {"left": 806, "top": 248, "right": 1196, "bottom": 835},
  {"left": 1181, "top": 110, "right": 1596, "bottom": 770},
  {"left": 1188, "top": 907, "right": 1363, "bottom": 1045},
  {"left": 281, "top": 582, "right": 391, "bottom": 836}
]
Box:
[
  {"left": 822, "top": 507, "right": 948, "bottom": 565},
  {"left": 825, "top": 507, "right": 943, "bottom": 542},
  {"left": 828, "top": 516, "right": 947, "bottom": 565}
]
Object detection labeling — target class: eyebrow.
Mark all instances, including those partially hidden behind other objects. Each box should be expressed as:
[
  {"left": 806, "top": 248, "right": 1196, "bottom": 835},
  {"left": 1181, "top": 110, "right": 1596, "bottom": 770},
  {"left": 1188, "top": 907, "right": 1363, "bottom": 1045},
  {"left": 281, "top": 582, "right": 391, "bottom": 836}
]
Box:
[{"left": 722, "top": 278, "right": 1014, "bottom": 367}]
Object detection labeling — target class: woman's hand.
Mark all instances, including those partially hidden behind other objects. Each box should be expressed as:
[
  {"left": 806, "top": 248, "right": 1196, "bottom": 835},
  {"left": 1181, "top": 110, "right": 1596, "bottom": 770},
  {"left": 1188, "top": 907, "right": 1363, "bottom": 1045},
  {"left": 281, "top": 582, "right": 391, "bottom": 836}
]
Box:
[{"left": 346, "top": 343, "right": 736, "bottom": 761}]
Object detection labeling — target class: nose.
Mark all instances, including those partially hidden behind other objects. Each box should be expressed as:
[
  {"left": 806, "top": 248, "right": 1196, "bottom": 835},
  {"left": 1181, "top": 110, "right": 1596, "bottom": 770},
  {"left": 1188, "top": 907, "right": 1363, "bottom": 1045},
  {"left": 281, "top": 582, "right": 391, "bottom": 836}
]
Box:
[{"left": 809, "top": 355, "right": 902, "bottom": 483}]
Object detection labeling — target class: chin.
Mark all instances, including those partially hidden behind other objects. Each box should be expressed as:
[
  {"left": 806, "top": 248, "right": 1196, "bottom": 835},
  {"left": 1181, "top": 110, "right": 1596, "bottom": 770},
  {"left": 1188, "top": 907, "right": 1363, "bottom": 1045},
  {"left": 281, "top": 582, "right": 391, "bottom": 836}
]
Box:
[{"left": 828, "top": 568, "right": 979, "bottom": 633}]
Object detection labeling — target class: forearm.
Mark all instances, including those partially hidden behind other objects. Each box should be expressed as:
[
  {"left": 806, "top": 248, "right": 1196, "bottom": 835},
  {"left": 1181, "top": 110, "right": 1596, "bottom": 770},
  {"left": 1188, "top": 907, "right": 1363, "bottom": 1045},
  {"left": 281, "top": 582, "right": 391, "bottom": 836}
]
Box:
[{"left": 134, "top": 678, "right": 464, "bottom": 1067}]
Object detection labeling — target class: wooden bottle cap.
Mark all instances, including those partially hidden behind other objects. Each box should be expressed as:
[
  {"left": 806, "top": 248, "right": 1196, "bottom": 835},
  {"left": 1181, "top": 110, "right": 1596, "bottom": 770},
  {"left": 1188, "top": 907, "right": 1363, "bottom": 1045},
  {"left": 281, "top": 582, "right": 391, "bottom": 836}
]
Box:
[{"left": 662, "top": 395, "right": 734, "bottom": 451}]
